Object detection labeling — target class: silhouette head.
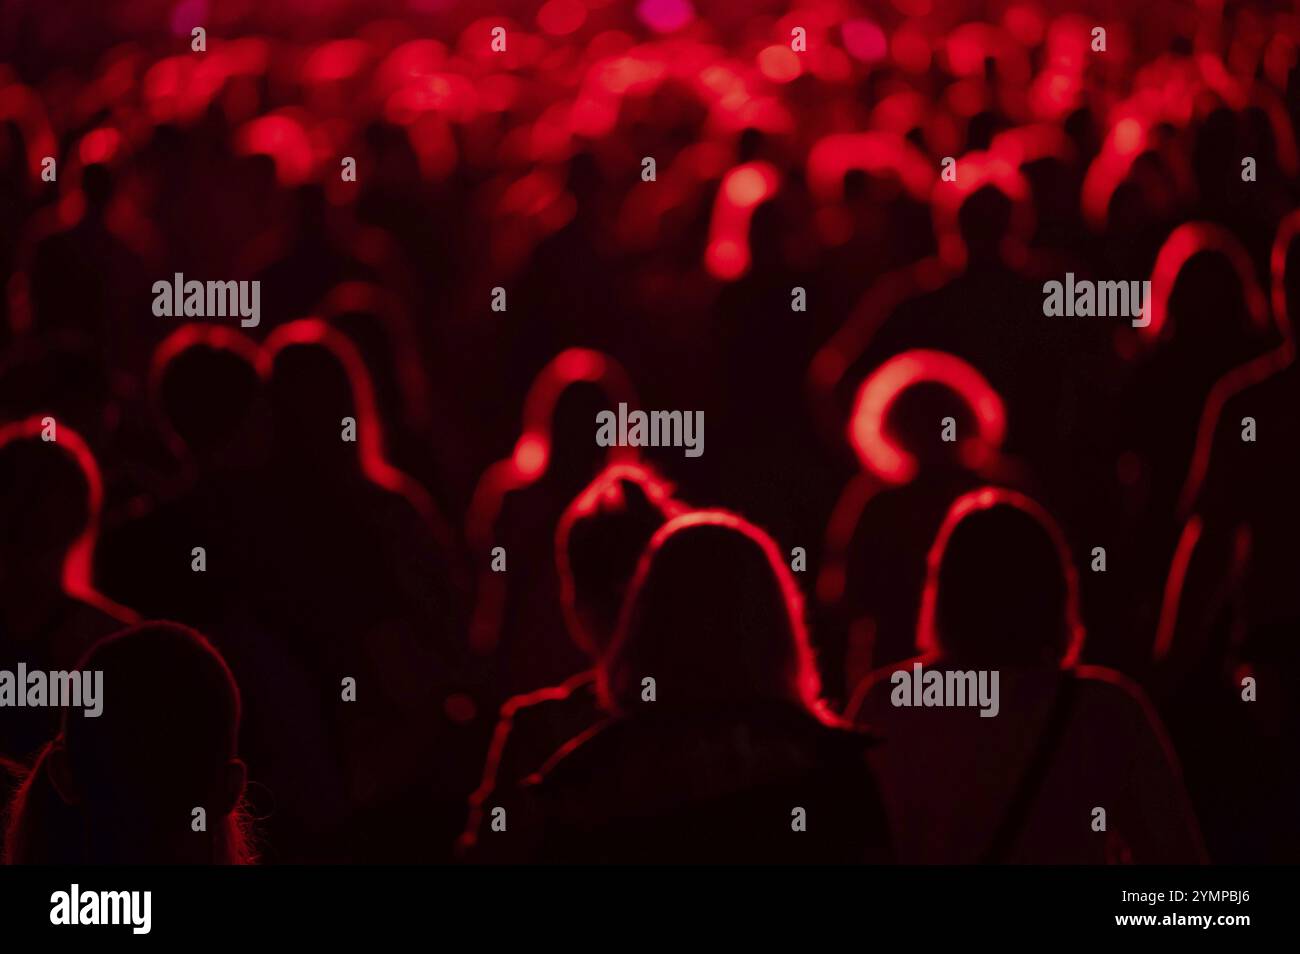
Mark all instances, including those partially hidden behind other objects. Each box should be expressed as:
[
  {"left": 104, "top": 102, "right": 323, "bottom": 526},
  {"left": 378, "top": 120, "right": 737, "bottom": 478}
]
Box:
[
  {"left": 1165, "top": 251, "right": 1254, "bottom": 361},
  {"left": 81, "top": 163, "right": 113, "bottom": 212},
  {"left": 5, "top": 622, "right": 253, "bottom": 864},
  {"left": 556, "top": 463, "right": 681, "bottom": 657},
  {"left": 268, "top": 345, "right": 353, "bottom": 465},
  {"left": 511, "top": 348, "right": 637, "bottom": 488},
  {"left": 261, "top": 321, "right": 378, "bottom": 474},
  {"left": 1144, "top": 223, "right": 1269, "bottom": 348},
  {"left": 931, "top": 155, "right": 1032, "bottom": 268},
  {"left": 601, "top": 511, "right": 823, "bottom": 715},
  {"left": 565, "top": 149, "right": 603, "bottom": 211},
  {"left": 885, "top": 382, "right": 980, "bottom": 472},
  {"left": 748, "top": 199, "right": 787, "bottom": 272},
  {"left": 150, "top": 327, "right": 262, "bottom": 466},
  {"left": 957, "top": 184, "right": 1013, "bottom": 264},
  {"left": 850, "top": 350, "right": 1006, "bottom": 484},
  {"left": 0, "top": 418, "right": 97, "bottom": 595},
  {"left": 918, "top": 488, "right": 1083, "bottom": 668},
  {"left": 547, "top": 380, "right": 619, "bottom": 486}
]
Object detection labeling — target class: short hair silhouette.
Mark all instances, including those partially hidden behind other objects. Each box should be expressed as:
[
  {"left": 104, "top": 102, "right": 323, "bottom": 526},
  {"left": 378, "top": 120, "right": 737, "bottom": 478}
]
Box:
[
  {"left": 4, "top": 621, "right": 255, "bottom": 864},
  {"left": 601, "top": 510, "right": 823, "bottom": 714},
  {"left": 918, "top": 488, "right": 1084, "bottom": 667},
  {"left": 556, "top": 462, "right": 681, "bottom": 656},
  {"left": 149, "top": 326, "right": 261, "bottom": 462}
]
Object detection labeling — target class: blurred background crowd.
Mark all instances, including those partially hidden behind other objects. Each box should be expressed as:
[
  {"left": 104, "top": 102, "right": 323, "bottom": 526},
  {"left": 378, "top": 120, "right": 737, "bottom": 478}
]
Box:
[{"left": 0, "top": 0, "right": 1297, "bottom": 864}]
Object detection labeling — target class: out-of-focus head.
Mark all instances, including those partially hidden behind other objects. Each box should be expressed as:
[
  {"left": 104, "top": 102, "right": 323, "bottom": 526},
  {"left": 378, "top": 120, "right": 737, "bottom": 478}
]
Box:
[
  {"left": 515, "top": 349, "right": 636, "bottom": 487},
  {"left": 0, "top": 417, "right": 96, "bottom": 591},
  {"left": 556, "top": 463, "right": 681, "bottom": 657},
  {"left": 81, "top": 162, "right": 113, "bottom": 210},
  {"left": 957, "top": 184, "right": 1013, "bottom": 262},
  {"left": 547, "top": 380, "right": 618, "bottom": 484},
  {"left": 932, "top": 155, "right": 1032, "bottom": 268},
  {"left": 151, "top": 327, "right": 262, "bottom": 466},
  {"left": 1165, "top": 251, "right": 1255, "bottom": 357},
  {"left": 884, "top": 382, "right": 979, "bottom": 472},
  {"left": 918, "top": 488, "right": 1083, "bottom": 668},
  {"left": 749, "top": 199, "right": 787, "bottom": 272},
  {"left": 1144, "top": 223, "right": 1270, "bottom": 350},
  {"left": 262, "top": 321, "right": 373, "bottom": 473},
  {"left": 850, "top": 350, "right": 1006, "bottom": 484},
  {"left": 602, "top": 511, "right": 822, "bottom": 715}
]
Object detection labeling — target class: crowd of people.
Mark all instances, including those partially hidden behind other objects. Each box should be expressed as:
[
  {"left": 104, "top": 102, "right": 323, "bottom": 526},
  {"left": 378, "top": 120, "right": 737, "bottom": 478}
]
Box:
[{"left": 0, "top": 0, "right": 1297, "bottom": 863}]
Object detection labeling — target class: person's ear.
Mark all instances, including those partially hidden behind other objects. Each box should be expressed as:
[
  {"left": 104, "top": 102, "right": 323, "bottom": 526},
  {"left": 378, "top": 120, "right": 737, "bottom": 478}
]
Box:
[
  {"left": 46, "top": 739, "right": 80, "bottom": 806},
  {"left": 218, "top": 759, "right": 247, "bottom": 815}
]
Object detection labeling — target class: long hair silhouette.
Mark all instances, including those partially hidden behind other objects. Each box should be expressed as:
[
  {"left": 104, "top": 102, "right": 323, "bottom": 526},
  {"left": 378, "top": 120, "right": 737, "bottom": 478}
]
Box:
[
  {"left": 917, "top": 487, "right": 1084, "bottom": 668},
  {"left": 601, "top": 509, "right": 825, "bottom": 718}
]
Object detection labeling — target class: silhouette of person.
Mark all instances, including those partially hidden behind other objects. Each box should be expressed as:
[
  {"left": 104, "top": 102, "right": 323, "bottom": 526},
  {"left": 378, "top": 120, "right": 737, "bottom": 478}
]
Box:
[
  {"left": 818, "top": 351, "right": 1026, "bottom": 696},
  {"left": 98, "top": 327, "right": 350, "bottom": 863},
  {"left": 465, "top": 349, "right": 637, "bottom": 699},
  {"left": 1104, "top": 227, "right": 1276, "bottom": 670},
  {"left": 708, "top": 181, "right": 834, "bottom": 544},
  {"left": 255, "top": 321, "right": 462, "bottom": 667},
  {"left": 460, "top": 462, "right": 681, "bottom": 858},
  {"left": 0, "top": 417, "right": 135, "bottom": 762},
  {"left": 848, "top": 488, "right": 1205, "bottom": 864},
  {"left": 1151, "top": 213, "right": 1300, "bottom": 863},
  {"left": 525, "top": 511, "right": 892, "bottom": 863},
  {"left": 253, "top": 321, "right": 467, "bottom": 858},
  {"left": 3, "top": 621, "right": 255, "bottom": 864},
  {"left": 96, "top": 327, "right": 266, "bottom": 628},
  {"left": 860, "top": 181, "right": 1083, "bottom": 480}
]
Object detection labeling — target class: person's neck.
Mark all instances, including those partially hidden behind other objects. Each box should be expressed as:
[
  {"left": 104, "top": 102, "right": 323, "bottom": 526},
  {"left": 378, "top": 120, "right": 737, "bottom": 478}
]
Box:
[{"left": 87, "top": 821, "right": 219, "bottom": 865}]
